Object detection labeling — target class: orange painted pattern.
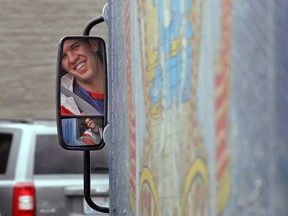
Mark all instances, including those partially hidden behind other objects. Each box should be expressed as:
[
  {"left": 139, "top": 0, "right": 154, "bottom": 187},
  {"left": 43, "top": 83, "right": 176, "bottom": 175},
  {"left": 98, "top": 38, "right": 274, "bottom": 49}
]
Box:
[
  {"left": 215, "top": 0, "right": 232, "bottom": 214},
  {"left": 125, "top": 0, "right": 137, "bottom": 214}
]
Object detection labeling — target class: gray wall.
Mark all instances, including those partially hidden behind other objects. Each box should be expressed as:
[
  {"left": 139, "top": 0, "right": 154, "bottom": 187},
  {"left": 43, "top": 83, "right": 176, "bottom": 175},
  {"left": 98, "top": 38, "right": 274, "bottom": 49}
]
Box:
[{"left": 0, "top": 0, "right": 108, "bottom": 120}]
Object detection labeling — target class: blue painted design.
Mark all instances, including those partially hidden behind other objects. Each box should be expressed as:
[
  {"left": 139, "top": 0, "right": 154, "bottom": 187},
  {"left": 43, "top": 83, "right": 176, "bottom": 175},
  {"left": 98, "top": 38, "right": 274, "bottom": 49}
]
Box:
[{"left": 149, "top": 0, "right": 193, "bottom": 110}]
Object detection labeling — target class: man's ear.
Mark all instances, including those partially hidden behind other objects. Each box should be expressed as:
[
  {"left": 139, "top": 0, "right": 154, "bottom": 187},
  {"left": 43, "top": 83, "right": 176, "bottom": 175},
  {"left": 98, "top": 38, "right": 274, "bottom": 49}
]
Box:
[{"left": 89, "top": 39, "right": 99, "bottom": 52}]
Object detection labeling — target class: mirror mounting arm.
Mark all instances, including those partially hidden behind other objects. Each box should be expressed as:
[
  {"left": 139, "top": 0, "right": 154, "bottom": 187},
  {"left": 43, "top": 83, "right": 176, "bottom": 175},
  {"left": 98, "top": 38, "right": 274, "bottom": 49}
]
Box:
[
  {"left": 82, "top": 4, "right": 109, "bottom": 213},
  {"left": 83, "top": 15, "right": 104, "bottom": 36},
  {"left": 84, "top": 151, "right": 109, "bottom": 214}
]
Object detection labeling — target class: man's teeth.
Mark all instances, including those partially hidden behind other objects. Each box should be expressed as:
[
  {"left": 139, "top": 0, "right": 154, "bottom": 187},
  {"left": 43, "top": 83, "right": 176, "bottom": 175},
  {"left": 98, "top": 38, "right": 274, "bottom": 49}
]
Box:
[{"left": 75, "top": 62, "right": 84, "bottom": 70}]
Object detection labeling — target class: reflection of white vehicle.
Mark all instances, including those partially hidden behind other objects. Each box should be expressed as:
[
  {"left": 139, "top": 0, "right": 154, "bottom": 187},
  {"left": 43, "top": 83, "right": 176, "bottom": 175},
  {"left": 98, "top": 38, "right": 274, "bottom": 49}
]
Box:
[{"left": 0, "top": 120, "right": 109, "bottom": 215}]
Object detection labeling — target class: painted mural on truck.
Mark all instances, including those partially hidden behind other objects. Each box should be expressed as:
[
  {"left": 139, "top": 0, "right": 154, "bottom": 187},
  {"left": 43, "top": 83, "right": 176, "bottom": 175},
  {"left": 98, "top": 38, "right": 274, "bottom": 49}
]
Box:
[
  {"left": 125, "top": 0, "right": 232, "bottom": 215},
  {"left": 110, "top": 0, "right": 288, "bottom": 215}
]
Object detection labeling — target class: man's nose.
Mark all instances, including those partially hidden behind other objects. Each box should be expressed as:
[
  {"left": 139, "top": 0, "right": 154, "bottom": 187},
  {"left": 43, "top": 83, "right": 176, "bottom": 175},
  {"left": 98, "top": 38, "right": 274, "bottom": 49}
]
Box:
[{"left": 68, "top": 52, "right": 78, "bottom": 63}]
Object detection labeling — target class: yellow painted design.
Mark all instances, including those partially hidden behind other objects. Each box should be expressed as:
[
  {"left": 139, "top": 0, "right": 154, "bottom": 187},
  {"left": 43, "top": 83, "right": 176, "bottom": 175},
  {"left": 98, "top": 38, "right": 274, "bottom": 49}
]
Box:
[
  {"left": 129, "top": 188, "right": 136, "bottom": 215},
  {"left": 139, "top": 167, "right": 163, "bottom": 216},
  {"left": 179, "top": 158, "right": 209, "bottom": 216},
  {"left": 216, "top": 169, "right": 231, "bottom": 215}
]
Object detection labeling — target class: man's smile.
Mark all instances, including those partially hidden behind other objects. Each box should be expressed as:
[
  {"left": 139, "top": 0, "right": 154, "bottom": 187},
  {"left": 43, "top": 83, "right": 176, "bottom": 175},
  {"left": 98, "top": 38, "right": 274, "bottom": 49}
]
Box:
[{"left": 74, "top": 61, "right": 86, "bottom": 73}]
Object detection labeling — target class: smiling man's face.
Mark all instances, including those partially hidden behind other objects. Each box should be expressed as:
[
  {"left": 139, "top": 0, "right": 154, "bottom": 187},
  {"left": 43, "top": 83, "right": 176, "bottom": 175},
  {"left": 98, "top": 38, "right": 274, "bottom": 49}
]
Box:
[
  {"left": 62, "top": 39, "right": 98, "bottom": 83},
  {"left": 85, "top": 118, "right": 95, "bottom": 128}
]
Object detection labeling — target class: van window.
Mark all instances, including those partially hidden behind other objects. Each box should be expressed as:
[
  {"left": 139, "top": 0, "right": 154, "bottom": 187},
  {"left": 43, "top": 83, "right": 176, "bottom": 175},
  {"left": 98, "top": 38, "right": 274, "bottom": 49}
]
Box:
[
  {"left": 34, "top": 135, "right": 108, "bottom": 174},
  {"left": 0, "top": 133, "right": 13, "bottom": 174}
]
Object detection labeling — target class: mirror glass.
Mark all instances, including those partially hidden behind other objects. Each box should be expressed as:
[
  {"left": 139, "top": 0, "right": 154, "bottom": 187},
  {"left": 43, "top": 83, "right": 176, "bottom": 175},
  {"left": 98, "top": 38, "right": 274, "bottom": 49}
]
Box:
[
  {"left": 57, "top": 36, "right": 107, "bottom": 149},
  {"left": 62, "top": 117, "right": 104, "bottom": 146}
]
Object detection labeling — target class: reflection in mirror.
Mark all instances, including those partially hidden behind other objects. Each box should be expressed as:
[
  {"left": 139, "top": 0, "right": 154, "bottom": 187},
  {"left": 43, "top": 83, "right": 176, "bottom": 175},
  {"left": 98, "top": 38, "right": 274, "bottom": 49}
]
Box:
[
  {"left": 62, "top": 117, "right": 103, "bottom": 146},
  {"left": 60, "top": 37, "right": 106, "bottom": 116}
]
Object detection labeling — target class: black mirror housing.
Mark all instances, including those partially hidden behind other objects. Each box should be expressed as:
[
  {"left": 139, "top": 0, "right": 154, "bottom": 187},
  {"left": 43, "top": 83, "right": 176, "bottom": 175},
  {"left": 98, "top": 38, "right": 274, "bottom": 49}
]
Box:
[{"left": 56, "top": 36, "right": 108, "bottom": 150}]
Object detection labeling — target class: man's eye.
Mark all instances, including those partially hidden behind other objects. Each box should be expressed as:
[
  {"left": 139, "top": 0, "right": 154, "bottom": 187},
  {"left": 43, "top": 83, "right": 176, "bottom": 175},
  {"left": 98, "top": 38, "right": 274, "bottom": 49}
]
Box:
[
  {"left": 72, "top": 44, "right": 80, "bottom": 50},
  {"left": 62, "top": 54, "right": 67, "bottom": 61}
]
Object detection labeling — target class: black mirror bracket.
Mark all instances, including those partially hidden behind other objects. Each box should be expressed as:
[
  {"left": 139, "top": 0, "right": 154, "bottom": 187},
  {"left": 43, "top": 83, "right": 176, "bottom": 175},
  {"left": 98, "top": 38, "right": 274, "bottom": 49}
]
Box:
[
  {"left": 83, "top": 15, "right": 104, "bottom": 36},
  {"left": 84, "top": 151, "right": 109, "bottom": 214},
  {"left": 82, "top": 3, "right": 110, "bottom": 214},
  {"left": 83, "top": 3, "right": 109, "bottom": 36}
]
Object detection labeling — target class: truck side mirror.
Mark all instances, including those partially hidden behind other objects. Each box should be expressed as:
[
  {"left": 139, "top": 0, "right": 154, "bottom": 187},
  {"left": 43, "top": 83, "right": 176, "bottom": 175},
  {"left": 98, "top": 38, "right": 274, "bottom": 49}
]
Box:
[{"left": 56, "top": 36, "right": 108, "bottom": 150}]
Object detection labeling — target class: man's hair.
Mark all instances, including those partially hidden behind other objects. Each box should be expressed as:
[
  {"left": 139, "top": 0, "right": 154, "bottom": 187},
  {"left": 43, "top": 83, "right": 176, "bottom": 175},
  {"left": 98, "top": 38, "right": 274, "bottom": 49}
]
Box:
[{"left": 84, "top": 117, "right": 103, "bottom": 127}]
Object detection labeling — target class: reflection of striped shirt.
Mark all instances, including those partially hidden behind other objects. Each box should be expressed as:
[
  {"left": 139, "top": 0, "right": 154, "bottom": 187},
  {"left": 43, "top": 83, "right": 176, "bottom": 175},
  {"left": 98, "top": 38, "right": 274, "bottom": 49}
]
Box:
[
  {"left": 60, "top": 73, "right": 104, "bottom": 115},
  {"left": 83, "top": 128, "right": 103, "bottom": 145},
  {"left": 73, "top": 81, "right": 104, "bottom": 114}
]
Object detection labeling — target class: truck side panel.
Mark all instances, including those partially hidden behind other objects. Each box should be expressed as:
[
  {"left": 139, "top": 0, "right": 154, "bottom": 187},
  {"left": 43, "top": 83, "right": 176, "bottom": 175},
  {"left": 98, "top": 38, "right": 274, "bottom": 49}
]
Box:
[{"left": 109, "top": 0, "right": 288, "bottom": 215}]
